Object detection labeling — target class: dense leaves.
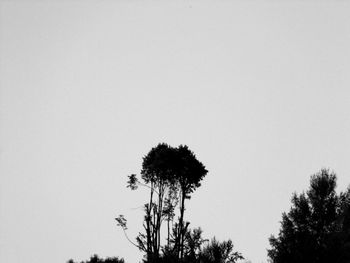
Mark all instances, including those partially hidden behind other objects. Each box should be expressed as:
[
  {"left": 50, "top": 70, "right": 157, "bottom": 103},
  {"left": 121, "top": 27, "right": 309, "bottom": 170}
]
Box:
[
  {"left": 175, "top": 145, "right": 208, "bottom": 196},
  {"left": 200, "top": 238, "right": 244, "bottom": 263},
  {"left": 268, "top": 169, "right": 350, "bottom": 263},
  {"left": 141, "top": 143, "right": 178, "bottom": 184}
]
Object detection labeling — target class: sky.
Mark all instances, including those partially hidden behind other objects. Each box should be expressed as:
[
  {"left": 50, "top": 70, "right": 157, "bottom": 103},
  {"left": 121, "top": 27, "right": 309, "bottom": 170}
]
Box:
[{"left": 1, "top": 0, "right": 350, "bottom": 262}]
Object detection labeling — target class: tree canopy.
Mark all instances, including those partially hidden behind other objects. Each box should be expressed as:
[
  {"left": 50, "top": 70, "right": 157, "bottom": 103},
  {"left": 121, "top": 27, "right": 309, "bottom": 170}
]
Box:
[
  {"left": 117, "top": 143, "right": 237, "bottom": 263},
  {"left": 268, "top": 169, "right": 350, "bottom": 263}
]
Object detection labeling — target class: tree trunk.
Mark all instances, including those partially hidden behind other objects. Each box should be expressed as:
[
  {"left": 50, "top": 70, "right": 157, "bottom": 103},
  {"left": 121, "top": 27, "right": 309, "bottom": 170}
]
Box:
[
  {"left": 146, "top": 182, "right": 154, "bottom": 262},
  {"left": 179, "top": 188, "right": 186, "bottom": 260}
]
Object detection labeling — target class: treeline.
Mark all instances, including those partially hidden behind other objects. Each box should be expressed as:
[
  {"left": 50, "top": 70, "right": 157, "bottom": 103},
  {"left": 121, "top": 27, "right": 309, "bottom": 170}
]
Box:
[{"left": 68, "top": 143, "right": 350, "bottom": 263}]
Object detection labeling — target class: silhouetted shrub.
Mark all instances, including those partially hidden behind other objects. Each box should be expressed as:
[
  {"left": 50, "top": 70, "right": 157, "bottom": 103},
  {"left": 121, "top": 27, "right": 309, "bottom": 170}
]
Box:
[{"left": 199, "top": 238, "right": 244, "bottom": 263}]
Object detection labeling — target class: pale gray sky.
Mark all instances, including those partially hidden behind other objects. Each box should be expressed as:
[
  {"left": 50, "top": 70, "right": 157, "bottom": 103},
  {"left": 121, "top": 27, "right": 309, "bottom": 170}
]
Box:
[{"left": 1, "top": 1, "right": 350, "bottom": 263}]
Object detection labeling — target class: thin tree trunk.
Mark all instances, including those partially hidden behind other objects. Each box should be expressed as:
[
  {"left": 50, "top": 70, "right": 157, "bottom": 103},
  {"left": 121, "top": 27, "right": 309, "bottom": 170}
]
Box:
[
  {"left": 146, "top": 182, "right": 154, "bottom": 261},
  {"left": 178, "top": 188, "right": 186, "bottom": 260}
]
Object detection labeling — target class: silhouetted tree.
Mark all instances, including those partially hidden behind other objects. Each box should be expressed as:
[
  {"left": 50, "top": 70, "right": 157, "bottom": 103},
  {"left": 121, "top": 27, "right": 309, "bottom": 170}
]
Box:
[
  {"left": 71, "top": 144, "right": 245, "bottom": 263},
  {"left": 116, "top": 143, "right": 208, "bottom": 263},
  {"left": 173, "top": 145, "right": 208, "bottom": 260},
  {"left": 139, "top": 143, "right": 179, "bottom": 261},
  {"left": 268, "top": 169, "right": 350, "bottom": 263},
  {"left": 116, "top": 144, "right": 180, "bottom": 262}
]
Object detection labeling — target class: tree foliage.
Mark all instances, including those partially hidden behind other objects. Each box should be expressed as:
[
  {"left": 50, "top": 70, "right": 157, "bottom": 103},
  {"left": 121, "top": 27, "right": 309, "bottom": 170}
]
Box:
[
  {"left": 161, "top": 227, "right": 243, "bottom": 263},
  {"left": 200, "top": 238, "right": 244, "bottom": 263},
  {"left": 173, "top": 145, "right": 208, "bottom": 260},
  {"left": 117, "top": 143, "right": 210, "bottom": 262},
  {"left": 268, "top": 169, "right": 350, "bottom": 263}
]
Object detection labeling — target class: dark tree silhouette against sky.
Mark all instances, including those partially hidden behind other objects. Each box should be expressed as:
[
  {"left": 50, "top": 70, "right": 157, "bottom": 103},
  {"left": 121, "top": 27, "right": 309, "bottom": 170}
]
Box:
[
  {"left": 117, "top": 143, "right": 211, "bottom": 262},
  {"left": 268, "top": 169, "right": 350, "bottom": 263},
  {"left": 173, "top": 145, "right": 208, "bottom": 260}
]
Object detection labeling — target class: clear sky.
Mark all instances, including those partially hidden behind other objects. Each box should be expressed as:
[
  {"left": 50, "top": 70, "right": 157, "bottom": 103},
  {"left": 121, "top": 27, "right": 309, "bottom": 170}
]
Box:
[{"left": 1, "top": 1, "right": 350, "bottom": 263}]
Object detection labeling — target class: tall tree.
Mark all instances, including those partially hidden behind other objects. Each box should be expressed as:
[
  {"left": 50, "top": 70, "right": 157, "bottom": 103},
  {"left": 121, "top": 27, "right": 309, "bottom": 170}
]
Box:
[
  {"left": 173, "top": 145, "right": 208, "bottom": 260},
  {"left": 117, "top": 143, "right": 208, "bottom": 263},
  {"left": 268, "top": 169, "right": 350, "bottom": 263},
  {"left": 138, "top": 143, "right": 178, "bottom": 262}
]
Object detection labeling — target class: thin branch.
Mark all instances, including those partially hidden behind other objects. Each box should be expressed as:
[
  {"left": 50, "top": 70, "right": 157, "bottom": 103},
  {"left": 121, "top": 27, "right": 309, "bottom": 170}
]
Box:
[{"left": 120, "top": 227, "right": 144, "bottom": 251}]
